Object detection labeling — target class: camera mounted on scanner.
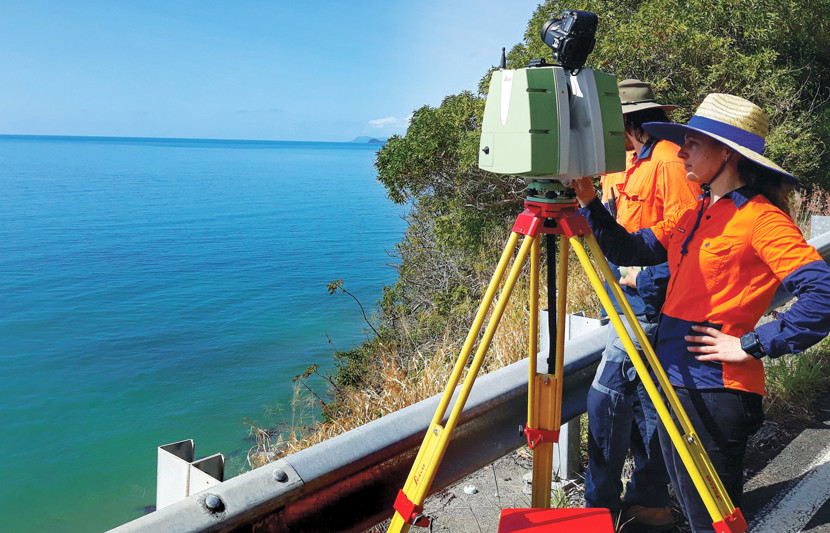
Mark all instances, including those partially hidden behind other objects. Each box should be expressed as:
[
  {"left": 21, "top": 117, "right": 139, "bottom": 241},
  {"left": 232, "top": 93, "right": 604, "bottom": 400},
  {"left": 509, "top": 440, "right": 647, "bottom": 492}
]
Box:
[
  {"left": 540, "top": 10, "right": 598, "bottom": 71},
  {"left": 478, "top": 9, "right": 625, "bottom": 198}
]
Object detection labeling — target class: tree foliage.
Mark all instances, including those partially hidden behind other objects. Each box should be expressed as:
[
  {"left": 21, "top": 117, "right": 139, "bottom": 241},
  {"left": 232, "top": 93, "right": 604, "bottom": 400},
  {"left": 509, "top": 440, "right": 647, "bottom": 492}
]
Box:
[
  {"left": 501, "top": 0, "right": 830, "bottom": 186},
  {"left": 376, "top": 91, "right": 524, "bottom": 219},
  {"left": 364, "top": 0, "right": 830, "bottom": 377},
  {"left": 374, "top": 92, "right": 524, "bottom": 354}
]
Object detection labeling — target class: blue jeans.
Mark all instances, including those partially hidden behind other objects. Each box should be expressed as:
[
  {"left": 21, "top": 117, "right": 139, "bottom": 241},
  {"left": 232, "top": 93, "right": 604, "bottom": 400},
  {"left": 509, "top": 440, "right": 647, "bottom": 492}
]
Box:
[
  {"left": 584, "top": 316, "right": 670, "bottom": 511},
  {"left": 658, "top": 387, "right": 764, "bottom": 532}
]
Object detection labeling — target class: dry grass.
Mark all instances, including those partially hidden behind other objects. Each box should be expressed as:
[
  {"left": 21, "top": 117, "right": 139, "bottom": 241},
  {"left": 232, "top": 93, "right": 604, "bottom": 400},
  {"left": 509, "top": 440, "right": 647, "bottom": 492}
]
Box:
[
  {"left": 245, "top": 184, "right": 830, "bottom": 533},
  {"left": 760, "top": 185, "right": 830, "bottom": 419},
  {"left": 246, "top": 234, "right": 601, "bottom": 468},
  {"left": 791, "top": 184, "right": 830, "bottom": 235},
  {"left": 250, "top": 185, "right": 830, "bottom": 469},
  {"left": 763, "top": 334, "right": 830, "bottom": 420}
]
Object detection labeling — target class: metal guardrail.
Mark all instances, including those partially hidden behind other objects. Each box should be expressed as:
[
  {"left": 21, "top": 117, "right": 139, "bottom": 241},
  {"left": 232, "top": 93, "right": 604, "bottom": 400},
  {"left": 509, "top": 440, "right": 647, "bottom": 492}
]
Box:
[
  {"left": 110, "top": 329, "right": 606, "bottom": 533},
  {"left": 110, "top": 230, "right": 830, "bottom": 533}
]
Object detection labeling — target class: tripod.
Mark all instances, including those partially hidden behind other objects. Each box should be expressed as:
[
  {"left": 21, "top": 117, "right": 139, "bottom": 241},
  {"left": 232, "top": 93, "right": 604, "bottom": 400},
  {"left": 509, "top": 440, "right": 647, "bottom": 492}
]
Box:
[{"left": 388, "top": 182, "right": 747, "bottom": 533}]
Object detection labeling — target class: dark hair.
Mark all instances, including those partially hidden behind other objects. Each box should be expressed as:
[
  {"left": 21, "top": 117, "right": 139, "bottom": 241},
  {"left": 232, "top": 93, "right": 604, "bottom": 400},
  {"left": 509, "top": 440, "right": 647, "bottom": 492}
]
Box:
[
  {"left": 737, "top": 157, "right": 793, "bottom": 217},
  {"left": 624, "top": 107, "right": 671, "bottom": 144}
]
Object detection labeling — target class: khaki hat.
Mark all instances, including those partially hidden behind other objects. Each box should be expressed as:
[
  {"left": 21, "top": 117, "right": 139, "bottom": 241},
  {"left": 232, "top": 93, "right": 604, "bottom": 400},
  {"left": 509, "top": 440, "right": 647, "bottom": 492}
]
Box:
[
  {"left": 643, "top": 93, "right": 799, "bottom": 185},
  {"left": 618, "top": 78, "right": 678, "bottom": 114}
]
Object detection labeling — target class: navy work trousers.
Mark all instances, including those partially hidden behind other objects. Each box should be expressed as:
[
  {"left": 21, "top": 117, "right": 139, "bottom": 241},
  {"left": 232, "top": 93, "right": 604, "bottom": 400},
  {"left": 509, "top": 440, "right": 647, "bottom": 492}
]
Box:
[
  {"left": 658, "top": 387, "right": 764, "bottom": 533},
  {"left": 584, "top": 316, "right": 671, "bottom": 512}
]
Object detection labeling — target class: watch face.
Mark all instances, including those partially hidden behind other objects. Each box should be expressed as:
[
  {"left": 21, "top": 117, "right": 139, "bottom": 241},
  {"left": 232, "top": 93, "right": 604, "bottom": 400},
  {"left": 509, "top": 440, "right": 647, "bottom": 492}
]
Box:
[{"left": 741, "top": 332, "right": 760, "bottom": 354}]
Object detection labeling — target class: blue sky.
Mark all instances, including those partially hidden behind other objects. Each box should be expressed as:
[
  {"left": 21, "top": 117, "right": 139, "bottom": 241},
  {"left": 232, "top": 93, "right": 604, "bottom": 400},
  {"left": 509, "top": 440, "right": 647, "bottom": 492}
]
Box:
[{"left": 0, "top": 1, "right": 543, "bottom": 142}]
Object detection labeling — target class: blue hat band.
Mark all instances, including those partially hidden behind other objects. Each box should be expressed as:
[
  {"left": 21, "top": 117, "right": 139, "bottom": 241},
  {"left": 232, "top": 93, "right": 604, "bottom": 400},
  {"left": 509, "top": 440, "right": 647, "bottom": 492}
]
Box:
[{"left": 687, "top": 115, "right": 765, "bottom": 154}]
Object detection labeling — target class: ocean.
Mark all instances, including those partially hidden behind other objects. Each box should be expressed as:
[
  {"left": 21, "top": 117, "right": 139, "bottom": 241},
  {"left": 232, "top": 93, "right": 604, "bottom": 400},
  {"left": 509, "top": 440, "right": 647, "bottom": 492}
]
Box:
[{"left": 0, "top": 135, "right": 407, "bottom": 532}]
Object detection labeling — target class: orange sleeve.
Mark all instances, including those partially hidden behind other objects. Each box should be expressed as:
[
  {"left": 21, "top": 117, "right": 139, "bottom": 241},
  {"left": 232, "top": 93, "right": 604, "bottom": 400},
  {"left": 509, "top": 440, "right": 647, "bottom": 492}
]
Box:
[
  {"left": 751, "top": 209, "right": 823, "bottom": 280},
  {"left": 648, "top": 205, "right": 686, "bottom": 249}
]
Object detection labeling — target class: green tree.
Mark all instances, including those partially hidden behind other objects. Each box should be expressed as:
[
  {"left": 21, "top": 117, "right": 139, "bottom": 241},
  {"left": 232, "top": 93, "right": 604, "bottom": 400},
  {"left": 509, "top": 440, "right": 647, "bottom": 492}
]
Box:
[
  {"left": 368, "top": 0, "right": 830, "bottom": 377},
  {"left": 504, "top": 0, "right": 830, "bottom": 185},
  {"left": 375, "top": 92, "right": 525, "bottom": 353}
]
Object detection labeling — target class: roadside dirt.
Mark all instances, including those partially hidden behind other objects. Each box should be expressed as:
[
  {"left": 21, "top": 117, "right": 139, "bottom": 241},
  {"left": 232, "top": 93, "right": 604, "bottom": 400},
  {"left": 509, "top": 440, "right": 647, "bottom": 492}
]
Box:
[{"left": 381, "top": 415, "right": 811, "bottom": 533}]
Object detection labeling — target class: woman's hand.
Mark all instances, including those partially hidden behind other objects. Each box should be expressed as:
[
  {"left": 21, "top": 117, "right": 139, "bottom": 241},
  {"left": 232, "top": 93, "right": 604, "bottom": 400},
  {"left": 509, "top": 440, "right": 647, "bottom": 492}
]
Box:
[
  {"left": 571, "top": 177, "right": 598, "bottom": 207},
  {"left": 685, "top": 325, "right": 754, "bottom": 363},
  {"left": 619, "top": 267, "right": 638, "bottom": 288}
]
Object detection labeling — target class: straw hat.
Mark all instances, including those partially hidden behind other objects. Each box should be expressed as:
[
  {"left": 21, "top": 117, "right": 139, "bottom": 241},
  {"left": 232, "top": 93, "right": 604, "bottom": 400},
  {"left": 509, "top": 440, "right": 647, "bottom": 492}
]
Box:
[
  {"left": 644, "top": 93, "right": 799, "bottom": 185},
  {"left": 618, "top": 79, "right": 678, "bottom": 113}
]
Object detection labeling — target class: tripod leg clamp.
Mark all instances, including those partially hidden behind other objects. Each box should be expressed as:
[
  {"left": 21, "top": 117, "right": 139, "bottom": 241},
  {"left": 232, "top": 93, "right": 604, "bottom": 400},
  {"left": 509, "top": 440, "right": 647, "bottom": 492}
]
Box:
[
  {"left": 713, "top": 507, "right": 747, "bottom": 533},
  {"left": 523, "top": 425, "right": 560, "bottom": 450},
  {"left": 393, "top": 489, "right": 430, "bottom": 528}
]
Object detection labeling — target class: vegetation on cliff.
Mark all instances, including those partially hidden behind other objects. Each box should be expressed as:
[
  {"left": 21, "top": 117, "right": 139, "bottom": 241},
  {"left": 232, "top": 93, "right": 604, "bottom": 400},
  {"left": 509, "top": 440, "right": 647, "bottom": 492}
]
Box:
[{"left": 249, "top": 0, "right": 830, "bottom": 467}]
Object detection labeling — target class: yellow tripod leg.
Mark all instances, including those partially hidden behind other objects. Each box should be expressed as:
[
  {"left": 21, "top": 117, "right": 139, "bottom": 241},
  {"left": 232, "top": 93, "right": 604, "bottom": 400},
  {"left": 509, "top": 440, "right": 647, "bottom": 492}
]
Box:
[
  {"left": 526, "top": 236, "right": 569, "bottom": 508},
  {"left": 571, "top": 234, "right": 743, "bottom": 530},
  {"left": 388, "top": 232, "right": 535, "bottom": 533},
  {"left": 529, "top": 374, "right": 559, "bottom": 508},
  {"left": 526, "top": 236, "right": 552, "bottom": 508},
  {"left": 526, "top": 236, "right": 549, "bottom": 508}
]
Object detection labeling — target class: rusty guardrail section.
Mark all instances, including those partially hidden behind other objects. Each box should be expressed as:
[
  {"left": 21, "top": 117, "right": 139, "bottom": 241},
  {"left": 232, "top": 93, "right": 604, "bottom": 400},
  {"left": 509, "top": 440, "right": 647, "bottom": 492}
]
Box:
[{"left": 109, "top": 229, "right": 830, "bottom": 533}]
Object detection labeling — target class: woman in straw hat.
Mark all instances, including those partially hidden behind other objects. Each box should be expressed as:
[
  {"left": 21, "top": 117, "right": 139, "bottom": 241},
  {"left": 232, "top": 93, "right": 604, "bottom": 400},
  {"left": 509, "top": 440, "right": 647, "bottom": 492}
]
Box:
[
  {"left": 572, "top": 93, "right": 830, "bottom": 532},
  {"left": 586, "top": 79, "right": 699, "bottom": 530}
]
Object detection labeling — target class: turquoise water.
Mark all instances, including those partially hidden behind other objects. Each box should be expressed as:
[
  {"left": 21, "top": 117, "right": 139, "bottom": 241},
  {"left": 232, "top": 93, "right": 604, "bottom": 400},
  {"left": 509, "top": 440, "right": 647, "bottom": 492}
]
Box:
[{"left": 0, "top": 135, "right": 406, "bottom": 532}]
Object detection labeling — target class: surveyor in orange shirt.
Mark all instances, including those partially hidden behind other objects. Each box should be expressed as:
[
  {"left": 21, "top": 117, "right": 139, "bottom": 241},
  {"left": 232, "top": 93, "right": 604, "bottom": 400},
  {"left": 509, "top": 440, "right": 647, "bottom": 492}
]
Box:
[
  {"left": 586, "top": 79, "right": 701, "bottom": 530},
  {"left": 575, "top": 93, "right": 830, "bottom": 532}
]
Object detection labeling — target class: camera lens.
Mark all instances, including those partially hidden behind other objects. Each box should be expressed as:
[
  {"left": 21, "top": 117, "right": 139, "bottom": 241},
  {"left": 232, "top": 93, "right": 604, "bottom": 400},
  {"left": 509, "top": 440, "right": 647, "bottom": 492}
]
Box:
[
  {"left": 539, "top": 10, "right": 598, "bottom": 70},
  {"left": 540, "top": 18, "right": 559, "bottom": 47}
]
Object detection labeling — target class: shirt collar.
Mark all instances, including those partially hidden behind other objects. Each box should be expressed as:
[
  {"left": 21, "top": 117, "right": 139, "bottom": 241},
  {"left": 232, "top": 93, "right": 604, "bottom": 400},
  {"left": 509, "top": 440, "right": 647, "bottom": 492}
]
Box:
[
  {"left": 635, "top": 136, "right": 659, "bottom": 161},
  {"left": 722, "top": 186, "right": 759, "bottom": 208}
]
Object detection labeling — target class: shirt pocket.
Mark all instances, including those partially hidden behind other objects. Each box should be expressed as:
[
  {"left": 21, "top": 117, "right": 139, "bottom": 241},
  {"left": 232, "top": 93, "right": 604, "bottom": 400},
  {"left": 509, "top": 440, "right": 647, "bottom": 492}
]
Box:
[
  {"left": 618, "top": 195, "right": 647, "bottom": 230},
  {"left": 698, "top": 239, "right": 733, "bottom": 292}
]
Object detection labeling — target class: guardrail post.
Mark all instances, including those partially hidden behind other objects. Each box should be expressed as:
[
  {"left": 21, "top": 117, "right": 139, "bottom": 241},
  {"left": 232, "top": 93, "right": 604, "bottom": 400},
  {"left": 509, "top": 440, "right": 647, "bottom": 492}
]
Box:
[
  {"left": 156, "top": 440, "right": 224, "bottom": 510},
  {"left": 811, "top": 215, "right": 830, "bottom": 239}
]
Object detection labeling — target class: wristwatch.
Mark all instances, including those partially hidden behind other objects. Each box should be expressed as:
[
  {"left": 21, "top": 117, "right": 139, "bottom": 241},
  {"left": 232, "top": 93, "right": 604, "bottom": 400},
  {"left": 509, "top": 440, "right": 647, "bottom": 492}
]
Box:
[{"left": 740, "top": 331, "right": 765, "bottom": 358}]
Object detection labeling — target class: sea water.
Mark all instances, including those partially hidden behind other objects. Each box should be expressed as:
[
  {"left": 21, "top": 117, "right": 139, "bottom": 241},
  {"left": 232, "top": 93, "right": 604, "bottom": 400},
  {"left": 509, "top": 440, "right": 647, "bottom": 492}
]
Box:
[{"left": 0, "top": 135, "right": 406, "bottom": 532}]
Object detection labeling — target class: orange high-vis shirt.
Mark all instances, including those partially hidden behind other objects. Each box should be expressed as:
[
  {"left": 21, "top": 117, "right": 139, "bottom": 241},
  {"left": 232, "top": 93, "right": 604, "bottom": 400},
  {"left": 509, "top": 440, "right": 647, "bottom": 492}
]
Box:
[
  {"left": 615, "top": 139, "right": 701, "bottom": 232},
  {"left": 599, "top": 151, "right": 632, "bottom": 207},
  {"left": 581, "top": 186, "right": 830, "bottom": 395},
  {"left": 650, "top": 191, "right": 824, "bottom": 394}
]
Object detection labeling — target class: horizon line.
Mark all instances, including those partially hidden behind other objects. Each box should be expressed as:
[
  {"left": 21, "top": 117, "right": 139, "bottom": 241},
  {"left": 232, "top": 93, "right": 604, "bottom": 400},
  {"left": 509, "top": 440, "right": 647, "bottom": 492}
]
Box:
[{"left": 0, "top": 133, "right": 388, "bottom": 145}]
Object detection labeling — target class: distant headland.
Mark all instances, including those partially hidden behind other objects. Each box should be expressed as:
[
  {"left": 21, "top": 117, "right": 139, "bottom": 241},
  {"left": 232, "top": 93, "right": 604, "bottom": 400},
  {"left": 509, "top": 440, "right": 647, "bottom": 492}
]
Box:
[{"left": 349, "top": 136, "right": 387, "bottom": 144}]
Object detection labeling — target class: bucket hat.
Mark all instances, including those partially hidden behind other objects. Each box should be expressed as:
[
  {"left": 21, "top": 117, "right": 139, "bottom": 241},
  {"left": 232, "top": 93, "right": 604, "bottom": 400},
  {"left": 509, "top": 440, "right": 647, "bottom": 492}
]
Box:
[
  {"left": 618, "top": 79, "right": 678, "bottom": 114},
  {"left": 644, "top": 93, "right": 799, "bottom": 185}
]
